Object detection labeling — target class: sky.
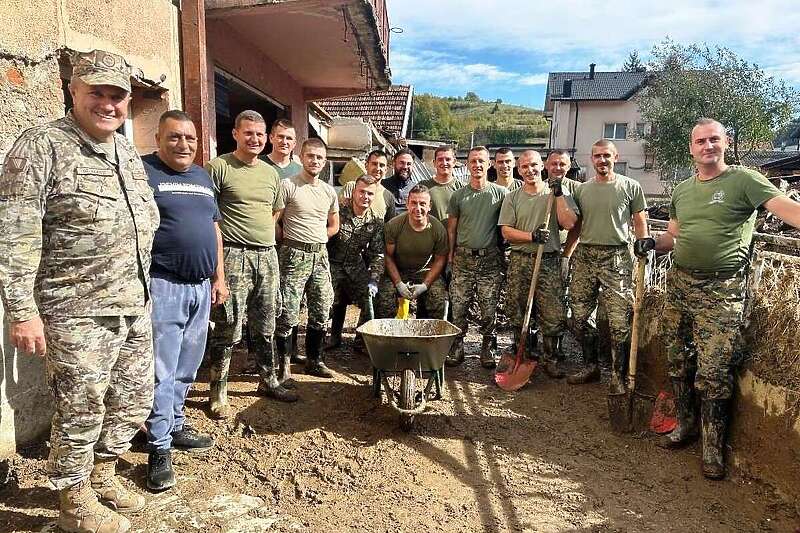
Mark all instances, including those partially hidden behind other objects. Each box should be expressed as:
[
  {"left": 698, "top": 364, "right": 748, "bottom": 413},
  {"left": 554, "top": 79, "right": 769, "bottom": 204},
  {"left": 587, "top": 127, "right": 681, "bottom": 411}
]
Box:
[{"left": 386, "top": 0, "right": 800, "bottom": 109}]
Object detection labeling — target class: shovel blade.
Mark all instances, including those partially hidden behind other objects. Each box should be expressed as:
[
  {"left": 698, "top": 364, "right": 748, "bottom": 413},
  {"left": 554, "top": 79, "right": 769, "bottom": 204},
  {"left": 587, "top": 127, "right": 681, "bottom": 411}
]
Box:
[
  {"left": 650, "top": 390, "right": 678, "bottom": 434},
  {"left": 608, "top": 392, "right": 633, "bottom": 434},
  {"left": 495, "top": 360, "right": 537, "bottom": 391}
]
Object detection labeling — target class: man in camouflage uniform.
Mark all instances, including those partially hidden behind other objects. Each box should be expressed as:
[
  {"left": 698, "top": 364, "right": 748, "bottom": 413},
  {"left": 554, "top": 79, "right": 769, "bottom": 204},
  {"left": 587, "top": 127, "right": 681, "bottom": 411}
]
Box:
[
  {"left": 0, "top": 50, "right": 157, "bottom": 533},
  {"left": 338, "top": 150, "right": 396, "bottom": 222},
  {"left": 326, "top": 175, "right": 384, "bottom": 349},
  {"left": 276, "top": 138, "right": 339, "bottom": 380},
  {"left": 498, "top": 150, "right": 579, "bottom": 377},
  {"left": 446, "top": 146, "right": 508, "bottom": 369},
  {"left": 376, "top": 184, "right": 449, "bottom": 319},
  {"left": 649, "top": 118, "right": 800, "bottom": 479},
  {"left": 565, "top": 142, "right": 649, "bottom": 397},
  {"left": 206, "top": 110, "right": 294, "bottom": 416}
]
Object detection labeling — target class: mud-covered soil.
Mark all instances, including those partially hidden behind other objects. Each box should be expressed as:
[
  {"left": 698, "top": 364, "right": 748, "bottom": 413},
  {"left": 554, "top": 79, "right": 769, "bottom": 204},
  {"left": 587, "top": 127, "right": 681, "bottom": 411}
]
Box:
[{"left": 1, "top": 311, "right": 799, "bottom": 533}]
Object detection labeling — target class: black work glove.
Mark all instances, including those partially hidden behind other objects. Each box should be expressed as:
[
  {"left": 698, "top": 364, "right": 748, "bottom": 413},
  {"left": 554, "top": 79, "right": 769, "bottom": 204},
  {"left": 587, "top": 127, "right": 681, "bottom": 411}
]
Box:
[
  {"left": 633, "top": 237, "right": 656, "bottom": 258},
  {"left": 550, "top": 179, "right": 563, "bottom": 197},
  {"left": 531, "top": 225, "right": 550, "bottom": 244}
]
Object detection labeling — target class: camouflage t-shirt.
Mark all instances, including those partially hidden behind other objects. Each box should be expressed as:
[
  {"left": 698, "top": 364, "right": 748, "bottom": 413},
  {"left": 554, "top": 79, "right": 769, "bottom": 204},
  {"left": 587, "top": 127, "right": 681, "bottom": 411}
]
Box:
[{"left": 572, "top": 174, "right": 646, "bottom": 245}]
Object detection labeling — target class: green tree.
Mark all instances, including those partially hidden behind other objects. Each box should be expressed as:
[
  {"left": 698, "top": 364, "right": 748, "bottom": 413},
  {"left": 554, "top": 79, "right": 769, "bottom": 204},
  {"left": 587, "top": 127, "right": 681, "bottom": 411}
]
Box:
[
  {"left": 622, "top": 50, "right": 647, "bottom": 72},
  {"left": 636, "top": 39, "right": 798, "bottom": 190},
  {"left": 464, "top": 91, "right": 480, "bottom": 102}
]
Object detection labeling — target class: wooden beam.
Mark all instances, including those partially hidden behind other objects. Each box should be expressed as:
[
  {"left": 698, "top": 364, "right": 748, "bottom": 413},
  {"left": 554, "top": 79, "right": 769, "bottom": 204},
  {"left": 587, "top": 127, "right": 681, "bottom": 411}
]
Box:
[{"left": 180, "top": 0, "right": 212, "bottom": 166}]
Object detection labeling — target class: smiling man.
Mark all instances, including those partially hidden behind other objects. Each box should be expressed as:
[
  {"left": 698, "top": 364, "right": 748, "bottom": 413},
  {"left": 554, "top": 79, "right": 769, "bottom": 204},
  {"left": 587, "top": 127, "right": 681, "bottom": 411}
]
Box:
[
  {"left": 206, "top": 110, "right": 292, "bottom": 416},
  {"left": 381, "top": 149, "right": 416, "bottom": 214},
  {"left": 142, "top": 110, "right": 228, "bottom": 491},
  {"left": 418, "top": 145, "right": 465, "bottom": 221},
  {"left": 651, "top": 118, "right": 800, "bottom": 480},
  {"left": 493, "top": 147, "right": 522, "bottom": 191},
  {"left": 339, "top": 150, "right": 397, "bottom": 222},
  {"left": 0, "top": 50, "right": 158, "bottom": 532},
  {"left": 262, "top": 118, "right": 302, "bottom": 179}
]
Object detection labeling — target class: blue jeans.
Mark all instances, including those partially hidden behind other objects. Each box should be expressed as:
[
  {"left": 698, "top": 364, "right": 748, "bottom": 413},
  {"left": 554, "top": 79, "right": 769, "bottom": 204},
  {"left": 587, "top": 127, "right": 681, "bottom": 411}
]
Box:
[{"left": 146, "top": 275, "right": 211, "bottom": 451}]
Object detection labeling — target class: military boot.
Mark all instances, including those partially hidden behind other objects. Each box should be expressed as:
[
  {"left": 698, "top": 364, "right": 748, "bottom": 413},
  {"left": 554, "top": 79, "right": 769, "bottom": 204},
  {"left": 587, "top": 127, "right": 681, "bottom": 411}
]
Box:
[
  {"left": 701, "top": 398, "right": 730, "bottom": 480},
  {"left": 58, "top": 479, "right": 131, "bottom": 533},
  {"left": 325, "top": 304, "right": 347, "bottom": 350},
  {"left": 90, "top": 457, "right": 145, "bottom": 514},
  {"left": 290, "top": 325, "right": 306, "bottom": 364},
  {"left": 566, "top": 334, "right": 600, "bottom": 384},
  {"left": 658, "top": 378, "right": 699, "bottom": 449},
  {"left": 254, "top": 334, "right": 298, "bottom": 402},
  {"left": 445, "top": 337, "right": 465, "bottom": 367},
  {"left": 541, "top": 336, "right": 565, "bottom": 378},
  {"left": 275, "top": 334, "right": 297, "bottom": 389},
  {"left": 608, "top": 342, "right": 628, "bottom": 395},
  {"left": 479, "top": 335, "right": 498, "bottom": 369},
  {"left": 305, "top": 327, "right": 333, "bottom": 378},
  {"left": 208, "top": 346, "right": 233, "bottom": 419}
]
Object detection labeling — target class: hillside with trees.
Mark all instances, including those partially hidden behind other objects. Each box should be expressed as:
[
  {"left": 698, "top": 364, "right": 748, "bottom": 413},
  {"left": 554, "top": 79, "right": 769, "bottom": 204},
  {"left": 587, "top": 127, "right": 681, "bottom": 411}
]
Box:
[{"left": 411, "top": 92, "right": 548, "bottom": 146}]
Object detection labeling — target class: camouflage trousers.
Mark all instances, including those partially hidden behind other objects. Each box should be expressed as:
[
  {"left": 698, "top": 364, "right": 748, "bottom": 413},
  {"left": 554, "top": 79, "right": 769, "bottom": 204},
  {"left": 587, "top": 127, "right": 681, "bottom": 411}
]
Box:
[
  {"left": 331, "top": 262, "right": 371, "bottom": 326},
  {"left": 43, "top": 313, "right": 153, "bottom": 490},
  {"left": 375, "top": 270, "right": 448, "bottom": 319},
  {"left": 569, "top": 244, "right": 633, "bottom": 344},
  {"left": 662, "top": 266, "right": 747, "bottom": 400},
  {"left": 275, "top": 244, "right": 334, "bottom": 337},
  {"left": 450, "top": 247, "right": 503, "bottom": 336},
  {"left": 505, "top": 251, "right": 567, "bottom": 337},
  {"left": 209, "top": 244, "right": 280, "bottom": 349}
]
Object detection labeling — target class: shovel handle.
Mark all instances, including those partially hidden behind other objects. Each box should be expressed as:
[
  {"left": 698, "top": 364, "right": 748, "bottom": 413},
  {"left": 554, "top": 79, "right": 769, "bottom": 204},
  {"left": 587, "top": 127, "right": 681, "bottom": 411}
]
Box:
[{"left": 627, "top": 256, "right": 647, "bottom": 391}]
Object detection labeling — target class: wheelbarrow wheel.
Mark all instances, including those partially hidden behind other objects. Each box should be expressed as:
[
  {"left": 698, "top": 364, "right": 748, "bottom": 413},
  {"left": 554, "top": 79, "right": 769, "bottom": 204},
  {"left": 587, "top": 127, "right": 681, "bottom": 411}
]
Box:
[{"left": 400, "top": 368, "right": 415, "bottom": 432}]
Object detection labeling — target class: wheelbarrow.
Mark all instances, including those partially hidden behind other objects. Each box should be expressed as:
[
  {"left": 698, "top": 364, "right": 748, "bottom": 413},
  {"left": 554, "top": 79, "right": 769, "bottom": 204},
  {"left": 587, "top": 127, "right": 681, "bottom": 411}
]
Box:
[{"left": 357, "top": 303, "right": 461, "bottom": 431}]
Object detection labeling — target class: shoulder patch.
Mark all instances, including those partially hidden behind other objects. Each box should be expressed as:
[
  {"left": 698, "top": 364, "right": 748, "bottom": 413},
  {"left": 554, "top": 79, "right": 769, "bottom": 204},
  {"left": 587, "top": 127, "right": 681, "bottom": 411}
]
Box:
[
  {"left": 4, "top": 156, "right": 29, "bottom": 175},
  {"left": 0, "top": 156, "right": 31, "bottom": 198}
]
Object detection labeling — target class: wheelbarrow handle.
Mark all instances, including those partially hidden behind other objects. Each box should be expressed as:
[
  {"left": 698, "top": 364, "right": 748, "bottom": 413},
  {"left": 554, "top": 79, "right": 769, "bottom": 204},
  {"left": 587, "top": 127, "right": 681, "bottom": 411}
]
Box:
[{"left": 367, "top": 293, "right": 375, "bottom": 322}]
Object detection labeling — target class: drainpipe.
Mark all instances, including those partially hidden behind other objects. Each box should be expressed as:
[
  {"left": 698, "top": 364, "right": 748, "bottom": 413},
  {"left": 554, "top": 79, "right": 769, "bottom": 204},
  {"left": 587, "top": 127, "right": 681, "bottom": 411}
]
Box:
[{"left": 572, "top": 102, "right": 579, "bottom": 154}]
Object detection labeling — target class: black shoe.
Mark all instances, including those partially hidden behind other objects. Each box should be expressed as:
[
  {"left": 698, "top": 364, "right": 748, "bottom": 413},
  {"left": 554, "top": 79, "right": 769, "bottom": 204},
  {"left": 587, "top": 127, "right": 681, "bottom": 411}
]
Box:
[
  {"left": 147, "top": 449, "right": 176, "bottom": 491},
  {"left": 304, "top": 328, "right": 333, "bottom": 378},
  {"left": 171, "top": 426, "right": 214, "bottom": 453}
]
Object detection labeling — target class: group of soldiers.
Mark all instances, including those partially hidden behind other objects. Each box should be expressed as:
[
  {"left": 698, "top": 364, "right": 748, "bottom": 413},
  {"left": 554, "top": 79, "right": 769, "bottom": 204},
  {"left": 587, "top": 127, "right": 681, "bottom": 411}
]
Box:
[{"left": 2, "top": 49, "right": 800, "bottom": 533}]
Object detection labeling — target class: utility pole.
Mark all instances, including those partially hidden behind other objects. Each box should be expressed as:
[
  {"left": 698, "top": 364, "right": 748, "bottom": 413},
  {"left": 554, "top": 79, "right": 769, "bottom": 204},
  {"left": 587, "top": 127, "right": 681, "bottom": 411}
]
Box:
[{"left": 470, "top": 130, "right": 475, "bottom": 148}]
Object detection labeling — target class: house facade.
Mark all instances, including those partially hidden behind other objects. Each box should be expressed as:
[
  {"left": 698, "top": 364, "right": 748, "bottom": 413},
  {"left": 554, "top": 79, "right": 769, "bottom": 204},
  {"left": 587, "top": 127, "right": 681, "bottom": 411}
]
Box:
[{"left": 544, "top": 66, "right": 665, "bottom": 197}]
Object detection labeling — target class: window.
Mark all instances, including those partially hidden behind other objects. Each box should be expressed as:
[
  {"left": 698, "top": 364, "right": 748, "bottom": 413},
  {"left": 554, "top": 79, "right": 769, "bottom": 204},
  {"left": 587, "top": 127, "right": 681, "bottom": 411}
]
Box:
[
  {"left": 614, "top": 162, "right": 628, "bottom": 175},
  {"left": 603, "top": 122, "right": 627, "bottom": 140},
  {"left": 635, "top": 122, "right": 648, "bottom": 137}
]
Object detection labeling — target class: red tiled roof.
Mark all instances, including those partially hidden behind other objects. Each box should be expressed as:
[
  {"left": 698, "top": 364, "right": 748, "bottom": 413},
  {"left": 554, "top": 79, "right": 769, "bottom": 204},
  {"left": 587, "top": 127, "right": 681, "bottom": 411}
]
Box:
[{"left": 317, "top": 85, "right": 413, "bottom": 139}]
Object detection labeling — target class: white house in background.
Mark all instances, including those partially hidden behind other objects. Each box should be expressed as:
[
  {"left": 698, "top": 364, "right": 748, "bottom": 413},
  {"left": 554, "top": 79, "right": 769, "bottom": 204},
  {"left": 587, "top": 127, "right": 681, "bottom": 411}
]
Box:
[{"left": 544, "top": 65, "right": 665, "bottom": 197}]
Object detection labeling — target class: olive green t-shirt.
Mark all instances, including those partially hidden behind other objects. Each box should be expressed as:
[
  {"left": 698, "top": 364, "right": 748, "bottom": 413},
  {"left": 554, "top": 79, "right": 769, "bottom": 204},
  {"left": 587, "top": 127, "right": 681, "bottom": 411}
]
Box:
[
  {"left": 206, "top": 153, "right": 283, "bottom": 247},
  {"left": 496, "top": 178, "right": 523, "bottom": 192},
  {"left": 282, "top": 173, "right": 339, "bottom": 244},
  {"left": 572, "top": 174, "right": 646, "bottom": 245},
  {"left": 498, "top": 184, "right": 580, "bottom": 254},
  {"left": 384, "top": 213, "right": 448, "bottom": 273},
  {"left": 669, "top": 166, "right": 781, "bottom": 272},
  {"left": 418, "top": 176, "right": 466, "bottom": 221},
  {"left": 262, "top": 155, "right": 302, "bottom": 180},
  {"left": 448, "top": 181, "right": 508, "bottom": 249}
]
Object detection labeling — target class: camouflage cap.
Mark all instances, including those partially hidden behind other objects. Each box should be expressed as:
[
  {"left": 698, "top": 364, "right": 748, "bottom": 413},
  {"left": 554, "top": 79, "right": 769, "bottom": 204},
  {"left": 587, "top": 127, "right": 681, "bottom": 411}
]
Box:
[{"left": 70, "top": 50, "right": 132, "bottom": 92}]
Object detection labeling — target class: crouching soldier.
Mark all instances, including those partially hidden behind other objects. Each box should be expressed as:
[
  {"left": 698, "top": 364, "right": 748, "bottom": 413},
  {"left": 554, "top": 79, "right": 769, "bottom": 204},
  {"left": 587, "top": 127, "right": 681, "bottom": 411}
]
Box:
[
  {"left": 327, "top": 175, "right": 385, "bottom": 350},
  {"left": 376, "top": 185, "right": 449, "bottom": 319}
]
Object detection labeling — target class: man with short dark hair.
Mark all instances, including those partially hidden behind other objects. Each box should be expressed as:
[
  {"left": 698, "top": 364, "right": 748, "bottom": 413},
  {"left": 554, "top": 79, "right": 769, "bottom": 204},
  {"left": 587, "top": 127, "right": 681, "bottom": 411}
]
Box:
[
  {"left": 0, "top": 49, "right": 158, "bottom": 532},
  {"left": 339, "top": 150, "right": 396, "bottom": 221},
  {"left": 493, "top": 147, "right": 522, "bottom": 191},
  {"left": 446, "top": 146, "right": 508, "bottom": 369},
  {"left": 376, "top": 184, "right": 449, "bottom": 319},
  {"left": 326, "top": 175, "right": 384, "bottom": 349},
  {"left": 276, "top": 138, "right": 339, "bottom": 380},
  {"left": 418, "top": 145, "right": 465, "bottom": 221},
  {"left": 652, "top": 118, "right": 800, "bottom": 479},
  {"left": 262, "top": 118, "right": 302, "bottom": 179},
  {"left": 142, "top": 110, "right": 226, "bottom": 490},
  {"left": 381, "top": 149, "right": 416, "bottom": 214},
  {"left": 206, "top": 109, "right": 293, "bottom": 417}
]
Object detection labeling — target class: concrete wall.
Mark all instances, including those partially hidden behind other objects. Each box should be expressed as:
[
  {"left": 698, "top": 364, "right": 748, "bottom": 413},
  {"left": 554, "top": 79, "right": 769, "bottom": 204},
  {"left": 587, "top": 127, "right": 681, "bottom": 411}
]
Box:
[
  {"left": 551, "top": 99, "right": 664, "bottom": 198},
  {"left": 0, "top": 0, "right": 182, "bottom": 458}
]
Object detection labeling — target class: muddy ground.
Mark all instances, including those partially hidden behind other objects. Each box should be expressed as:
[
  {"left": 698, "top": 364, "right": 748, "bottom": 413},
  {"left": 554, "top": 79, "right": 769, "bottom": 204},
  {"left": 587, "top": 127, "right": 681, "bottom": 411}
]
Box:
[{"left": 1, "top": 311, "right": 799, "bottom": 533}]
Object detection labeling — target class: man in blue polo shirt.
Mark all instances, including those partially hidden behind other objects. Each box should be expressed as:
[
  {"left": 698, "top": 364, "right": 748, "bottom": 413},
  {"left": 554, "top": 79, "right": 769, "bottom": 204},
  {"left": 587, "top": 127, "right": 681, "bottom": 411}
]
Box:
[{"left": 142, "top": 110, "right": 229, "bottom": 491}]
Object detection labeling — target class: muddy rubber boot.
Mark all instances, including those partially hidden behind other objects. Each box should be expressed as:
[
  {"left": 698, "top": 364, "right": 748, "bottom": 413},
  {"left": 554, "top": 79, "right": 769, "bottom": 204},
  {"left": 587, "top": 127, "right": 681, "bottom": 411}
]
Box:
[
  {"left": 58, "top": 479, "right": 131, "bottom": 533},
  {"left": 242, "top": 351, "right": 258, "bottom": 375},
  {"left": 325, "top": 304, "right": 347, "bottom": 350},
  {"left": 608, "top": 342, "right": 628, "bottom": 395},
  {"left": 555, "top": 335, "right": 565, "bottom": 362},
  {"left": 541, "top": 336, "right": 565, "bottom": 379},
  {"left": 290, "top": 325, "right": 306, "bottom": 364},
  {"left": 275, "top": 334, "right": 297, "bottom": 389},
  {"left": 658, "top": 378, "right": 698, "bottom": 449},
  {"left": 701, "top": 398, "right": 729, "bottom": 480},
  {"left": 567, "top": 334, "right": 601, "bottom": 385},
  {"left": 254, "top": 334, "right": 298, "bottom": 402},
  {"left": 480, "top": 335, "right": 498, "bottom": 369},
  {"left": 304, "top": 327, "right": 333, "bottom": 378},
  {"left": 90, "top": 457, "right": 145, "bottom": 514},
  {"left": 445, "top": 337, "right": 465, "bottom": 367},
  {"left": 208, "top": 346, "right": 232, "bottom": 419}
]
